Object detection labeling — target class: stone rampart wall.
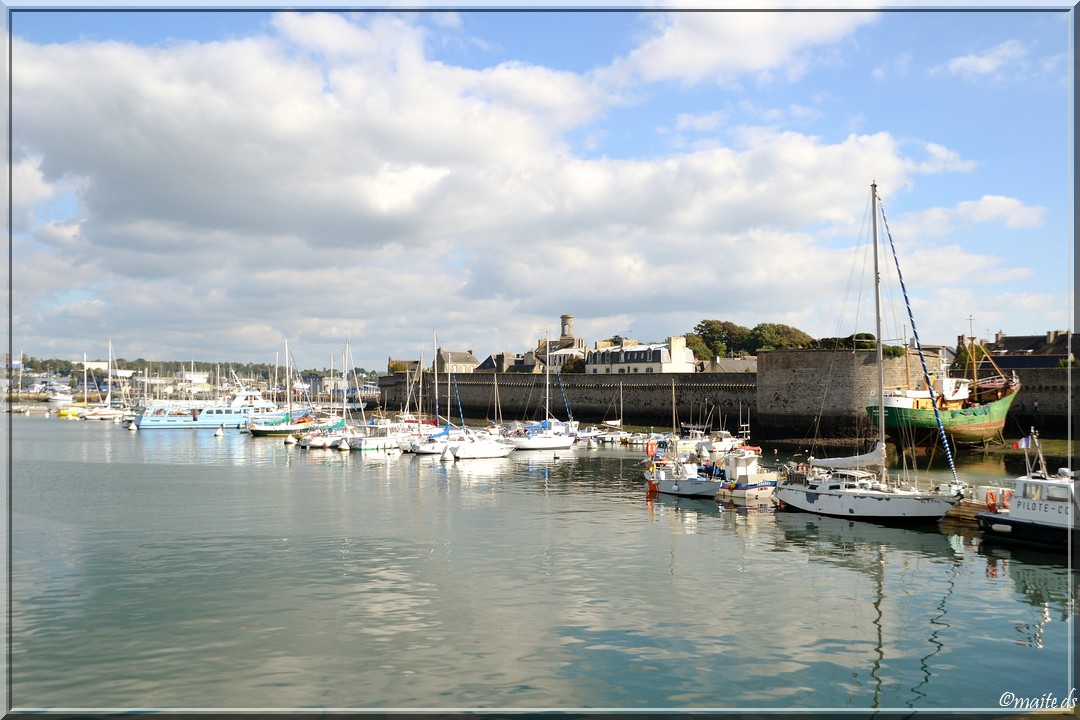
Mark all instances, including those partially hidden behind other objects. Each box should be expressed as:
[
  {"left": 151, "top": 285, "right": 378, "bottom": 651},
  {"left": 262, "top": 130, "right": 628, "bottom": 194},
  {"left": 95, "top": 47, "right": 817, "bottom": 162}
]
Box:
[
  {"left": 380, "top": 372, "right": 757, "bottom": 430},
  {"left": 377, "top": 354, "right": 1075, "bottom": 440}
]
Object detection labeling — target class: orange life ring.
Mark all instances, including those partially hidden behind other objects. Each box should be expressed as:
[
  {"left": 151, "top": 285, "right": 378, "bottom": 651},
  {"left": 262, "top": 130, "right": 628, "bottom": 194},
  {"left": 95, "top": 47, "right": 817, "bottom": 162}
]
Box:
[
  {"left": 985, "top": 490, "right": 998, "bottom": 513},
  {"left": 645, "top": 440, "right": 658, "bottom": 456},
  {"left": 1002, "top": 489, "right": 1013, "bottom": 509}
]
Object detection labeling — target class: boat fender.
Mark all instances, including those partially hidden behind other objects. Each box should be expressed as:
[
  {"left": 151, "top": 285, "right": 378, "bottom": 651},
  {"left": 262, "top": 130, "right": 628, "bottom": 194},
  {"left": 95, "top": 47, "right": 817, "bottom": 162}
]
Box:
[
  {"left": 985, "top": 491, "right": 998, "bottom": 514},
  {"left": 1002, "top": 489, "right": 1013, "bottom": 509},
  {"left": 672, "top": 483, "right": 679, "bottom": 492},
  {"left": 648, "top": 463, "right": 656, "bottom": 473}
]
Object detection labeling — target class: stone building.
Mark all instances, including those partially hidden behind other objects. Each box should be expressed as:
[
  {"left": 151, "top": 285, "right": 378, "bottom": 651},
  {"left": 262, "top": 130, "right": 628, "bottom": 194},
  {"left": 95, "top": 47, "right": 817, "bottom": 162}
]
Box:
[
  {"left": 434, "top": 349, "right": 480, "bottom": 375},
  {"left": 984, "top": 330, "right": 1073, "bottom": 369},
  {"left": 584, "top": 335, "right": 696, "bottom": 374}
]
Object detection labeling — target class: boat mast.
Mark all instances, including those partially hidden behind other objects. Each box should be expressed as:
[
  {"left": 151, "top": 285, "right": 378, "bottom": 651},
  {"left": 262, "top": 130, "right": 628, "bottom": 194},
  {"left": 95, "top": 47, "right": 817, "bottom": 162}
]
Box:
[
  {"left": 871, "top": 182, "right": 887, "bottom": 483},
  {"left": 671, "top": 379, "right": 677, "bottom": 435},
  {"left": 544, "top": 330, "right": 551, "bottom": 420},
  {"left": 967, "top": 315, "right": 980, "bottom": 396}
]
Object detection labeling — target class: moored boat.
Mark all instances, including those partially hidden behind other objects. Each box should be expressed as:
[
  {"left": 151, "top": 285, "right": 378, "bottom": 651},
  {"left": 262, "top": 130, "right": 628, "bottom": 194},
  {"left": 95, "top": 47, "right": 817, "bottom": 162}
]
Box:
[
  {"left": 133, "top": 389, "right": 281, "bottom": 430},
  {"left": 643, "top": 439, "right": 723, "bottom": 498},
  {"left": 451, "top": 428, "right": 516, "bottom": 459},
  {"left": 506, "top": 418, "right": 577, "bottom": 451},
  {"left": 868, "top": 361, "right": 1021, "bottom": 446},
  {"left": 976, "top": 431, "right": 1077, "bottom": 550},
  {"left": 774, "top": 183, "right": 962, "bottom": 525},
  {"left": 644, "top": 455, "right": 723, "bottom": 498},
  {"left": 708, "top": 446, "right": 780, "bottom": 501}
]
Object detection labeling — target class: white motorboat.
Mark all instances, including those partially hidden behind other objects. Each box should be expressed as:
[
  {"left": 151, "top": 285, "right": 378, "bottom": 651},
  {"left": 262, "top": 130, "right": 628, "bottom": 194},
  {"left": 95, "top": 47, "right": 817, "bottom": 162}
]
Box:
[
  {"left": 450, "top": 429, "right": 516, "bottom": 459},
  {"left": 977, "top": 430, "right": 1077, "bottom": 550}
]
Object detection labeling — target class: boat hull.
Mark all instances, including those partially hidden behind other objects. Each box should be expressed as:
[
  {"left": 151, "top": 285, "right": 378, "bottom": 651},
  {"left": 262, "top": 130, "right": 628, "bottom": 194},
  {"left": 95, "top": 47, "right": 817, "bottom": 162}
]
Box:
[
  {"left": 135, "top": 409, "right": 263, "bottom": 430},
  {"left": 976, "top": 513, "right": 1070, "bottom": 549},
  {"left": 715, "top": 483, "right": 776, "bottom": 501},
  {"left": 452, "top": 445, "right": 515, "bottom": 459},
  {"left": 867, "top": 390, "right": 1018, "bottom": 445},
  {"left": 249, "top": 422, "right": 319, "bottom": 437},
  {"left": 511, "top": 435, "right": 575, "bottom": 451},
  {"left": 646, "top": 477, "right": 725, "bottom": 498},
  {"left": 775, "top": 485, "right": 956, "bottom": 524}
]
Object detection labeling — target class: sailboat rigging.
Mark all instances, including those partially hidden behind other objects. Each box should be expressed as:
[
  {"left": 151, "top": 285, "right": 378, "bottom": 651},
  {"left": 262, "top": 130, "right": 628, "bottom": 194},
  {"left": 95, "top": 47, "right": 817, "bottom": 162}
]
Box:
[{"left": 775, "top": 183, "right": 962, "bottom": 523}]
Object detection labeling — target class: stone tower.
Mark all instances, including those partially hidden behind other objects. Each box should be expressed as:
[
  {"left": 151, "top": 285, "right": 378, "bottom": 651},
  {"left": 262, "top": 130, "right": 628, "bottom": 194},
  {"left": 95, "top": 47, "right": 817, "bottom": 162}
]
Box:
[{"left": 560, "top": 315, "right": 575, "bottom": 342}]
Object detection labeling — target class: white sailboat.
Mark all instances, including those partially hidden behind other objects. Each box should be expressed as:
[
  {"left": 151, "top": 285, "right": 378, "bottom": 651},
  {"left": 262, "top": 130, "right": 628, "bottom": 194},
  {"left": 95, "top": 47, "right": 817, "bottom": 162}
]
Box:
[
  {"left": 81, "top": 341, "right": 126, "bottom": 422},
  {"left": 508, "top": 332, "right": 577, "bottom": 451},
  {"left": 775, "top": 183, "right": 962, "bottom": 523},
  {"left": 451, "top": 374, "right": 516, "bottom": 459}
]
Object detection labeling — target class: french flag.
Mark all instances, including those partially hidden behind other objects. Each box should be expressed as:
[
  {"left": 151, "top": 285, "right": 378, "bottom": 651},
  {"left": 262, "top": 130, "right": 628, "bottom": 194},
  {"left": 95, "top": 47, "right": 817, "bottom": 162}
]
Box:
[{"left": 1013, "top": 436, "right": 1031, "bottom": 449}]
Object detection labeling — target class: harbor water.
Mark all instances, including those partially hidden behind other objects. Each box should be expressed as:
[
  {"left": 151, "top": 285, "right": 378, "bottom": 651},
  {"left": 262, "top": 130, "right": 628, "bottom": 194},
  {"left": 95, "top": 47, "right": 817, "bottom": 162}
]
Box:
[{"left": 8, "top": 415, "right": 1076, "bottom": 712}]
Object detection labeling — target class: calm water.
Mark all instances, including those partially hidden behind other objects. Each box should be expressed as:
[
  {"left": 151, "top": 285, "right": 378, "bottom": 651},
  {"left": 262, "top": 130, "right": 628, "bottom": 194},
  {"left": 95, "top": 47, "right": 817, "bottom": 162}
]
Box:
[{"left": 7, "top": 415, "right": 1076, "bottom": 711}]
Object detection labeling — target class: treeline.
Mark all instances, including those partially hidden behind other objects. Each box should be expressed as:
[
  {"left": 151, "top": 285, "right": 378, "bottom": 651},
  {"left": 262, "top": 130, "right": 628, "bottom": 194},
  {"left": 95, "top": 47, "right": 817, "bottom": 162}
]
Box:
[
  {"left": 17, "top": 356, "right": 379, "bottom": 381},
  {"left": 684, "top": 320, "right": 906, "bottom": 358}
]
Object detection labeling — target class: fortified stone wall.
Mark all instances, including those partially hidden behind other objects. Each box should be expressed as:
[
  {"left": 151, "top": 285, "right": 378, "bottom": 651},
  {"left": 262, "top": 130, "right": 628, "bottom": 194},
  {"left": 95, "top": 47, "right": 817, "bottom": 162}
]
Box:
[
  {"left": 1005, "top": 366, "right": 1076, "bottom": 438},
  {"left": 376, "top": 356, "right": 1075, "bottom": 440},
  {"left": 754, "top": 349, "right": 919, "bottom": 438},
  {"left": 379, "top": 372, "right": 757, "bottom": 431}
]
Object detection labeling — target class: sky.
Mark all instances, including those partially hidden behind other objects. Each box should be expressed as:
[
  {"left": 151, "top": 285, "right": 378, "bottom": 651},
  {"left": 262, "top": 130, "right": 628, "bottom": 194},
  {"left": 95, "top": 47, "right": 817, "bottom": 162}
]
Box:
[{"left": 6, "top": 2, "right": 1075, "bottom": 372}]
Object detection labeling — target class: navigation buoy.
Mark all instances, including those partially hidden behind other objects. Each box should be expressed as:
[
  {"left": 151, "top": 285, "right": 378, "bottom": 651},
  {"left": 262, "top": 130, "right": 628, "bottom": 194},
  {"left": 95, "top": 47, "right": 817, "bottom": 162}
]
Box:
[
  {"left": 338, "top": 438, "right": 350, "bottom": 451},
  {"left": 285, "top": 434, "right": 297, "bottom": 445},
  {"left": 214, "top": 425, "right": 224, "bottom": 437}
]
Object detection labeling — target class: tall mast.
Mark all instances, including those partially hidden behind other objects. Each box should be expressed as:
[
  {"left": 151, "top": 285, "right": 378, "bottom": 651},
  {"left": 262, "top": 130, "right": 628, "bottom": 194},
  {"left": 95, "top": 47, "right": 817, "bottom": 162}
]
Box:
[
  {"left": 284, "top": 339, "right": 291, "bottom": 417},
  {"left": 967, "top": 314, "right": 980, "bottom": 394},
  {"left": 432, "top": 331, "right": 441, "bottom": 424},
  {"left": 871, "top": 182, "right": 886, "bottom": 480},
  {"left": 544, "top": 331, "right": 551, "bottom": 419}
]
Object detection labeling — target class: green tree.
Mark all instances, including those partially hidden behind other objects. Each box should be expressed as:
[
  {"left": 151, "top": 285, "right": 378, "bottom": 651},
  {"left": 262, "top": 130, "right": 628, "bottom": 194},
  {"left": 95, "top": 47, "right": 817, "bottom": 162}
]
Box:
[
  {"left": 748, "top": 323, "right": 814, "bottom": 352},
  {"left": 561, "top": 357, "right": 585, "bottom": 373},
  {"left": 951, "top": 342, "right": 988, "bottom": 375},
  {"left": 683, "top": 333, "right": 712, "bottom": 360},
  {"left": 814, "top": 333, "right": 877, "bottom": 350},
  {"left": 692, "top": 320, "right": 752, "bottom": 357}
]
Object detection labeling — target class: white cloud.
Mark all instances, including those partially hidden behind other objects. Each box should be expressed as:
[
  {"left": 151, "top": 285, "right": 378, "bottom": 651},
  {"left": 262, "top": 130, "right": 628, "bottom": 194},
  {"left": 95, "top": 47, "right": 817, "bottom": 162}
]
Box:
[
  {"left": 9, "top": 10, "right": 1065, "bottom": 369},
  {"left": 938, "top": 38, "right": 1026, "bottom": 77},
  {"left": 912, "top": 142, "right": 977, "bottom": 174},
  {"left": 896, "top": 195, "right": 1045, "bottom": 237},
  {"left": 674, "top": 111, "right": 728, "bottom": 132},
  {"left": 602, "top": 12, "right": 877, "bottom": 87}
]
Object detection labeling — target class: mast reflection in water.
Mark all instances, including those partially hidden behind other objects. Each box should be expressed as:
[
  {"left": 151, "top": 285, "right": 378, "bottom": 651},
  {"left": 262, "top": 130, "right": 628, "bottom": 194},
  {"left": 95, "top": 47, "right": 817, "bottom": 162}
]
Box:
[{"left": 9, "top": 416, "right": 1076, "bottom": 711}]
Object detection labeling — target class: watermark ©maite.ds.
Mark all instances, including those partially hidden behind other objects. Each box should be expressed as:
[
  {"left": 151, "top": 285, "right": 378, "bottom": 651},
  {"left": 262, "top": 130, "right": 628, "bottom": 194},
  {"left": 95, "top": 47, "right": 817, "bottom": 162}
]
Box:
[{"left": 999, "top": 689, "right": 1078, "bottom": 710}]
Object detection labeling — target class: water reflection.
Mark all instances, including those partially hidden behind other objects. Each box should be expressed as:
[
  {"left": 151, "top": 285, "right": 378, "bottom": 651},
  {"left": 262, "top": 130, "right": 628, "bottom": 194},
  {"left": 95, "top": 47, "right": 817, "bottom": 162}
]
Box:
[{"left": 10, "top": 417, "right": 1074, "bottom": 710}]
